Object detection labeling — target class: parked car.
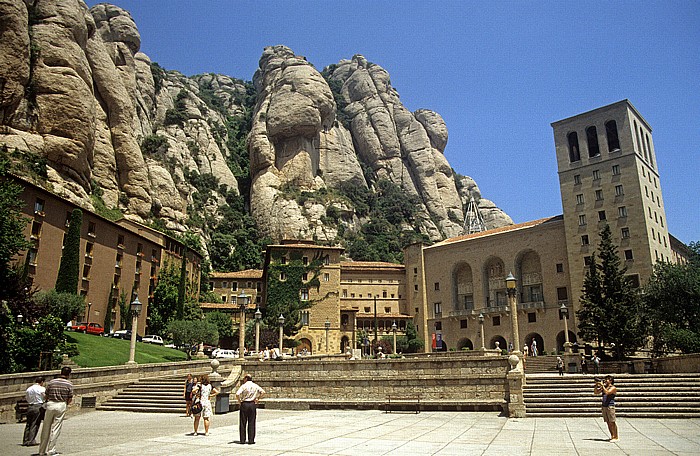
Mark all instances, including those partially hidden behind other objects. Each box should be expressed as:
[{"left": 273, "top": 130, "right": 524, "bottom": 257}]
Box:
[
  {"left": 215, "top": 349, "right": 237, "bottom": 359},
  {"left": 72, "top": 322, "right": 87, "bottom": 332},
  {"left": 111, "top": 329, "right": 142, "bottom": 342},
  {"left": 74, "top": 322, "right": 104, "bottom": 336},
  {"left": 142, "top": 335, "right": 164, "bottom": 345}
]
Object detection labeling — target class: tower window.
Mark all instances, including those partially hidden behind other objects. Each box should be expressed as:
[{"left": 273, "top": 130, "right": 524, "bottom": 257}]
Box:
[
  {"left": 581, "top": 235, "right": 589, "bottom": 245},
  {"left": 646, "top": 134, "right": 654, "bottom": 167},
  {"left": 618, "top": 206, "right": 627, "bottom": 218},
  {"left": 595, "top": 190, "right": 603, "bottom": 201},
  {"left": 624, "top": 249, "right": 634, "bottom": 261},
  {"left": 598, "top": 211, "right": 606, "bottom": 221},
  {"left": 584, "top": 256, "right": 592, "bottom": 266},
  {"left": 612, "top": 164, "right": 620, "bottom": 175},
  {"left": 605, "top": 120, "right": 620, "bottom": 151},
  {"left": 592, "top": 169, "right": 600, "bottom": 180},
  {"left": 492, "top": 316, "right": 501, "bottom": 326},
  {"left": 460, "top": 319, "right": 468, "bottom": 329},
  {"left": 573, "top": 174, "right": 581, "bottom": 185},
  {"left": 578, "top": 215, "right": 586, "bottom": 226},
  {"left": 568, "top": 132, "right": 581, "bottom": 162},
  {"left": 528, "top": 312, "right": 537, "bottom": 323},
  {"left": 586, "top": 126, "right": 600, "bottom": 157},
  {"left": 556, "top": 263, "right": 564, "bottom": 273},
  {"left": 615, "top": 185, "right": 624, "bottom": 196},
  {"left": 576, "top": 194, "right": 584, "bottom": 205},
  {"left": 621, "top": 227, "right": 630, "bottom": 239}
]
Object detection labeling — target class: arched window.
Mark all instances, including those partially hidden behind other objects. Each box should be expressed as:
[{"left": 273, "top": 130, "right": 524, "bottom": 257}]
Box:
[
  {"left": 605, "top": 120, "right": 620, "bottom": 151},
  {"left": 586, "top": 126, "right": 600, "bottom": 157},
  {"left": 646, "top": 134, "right": 654, "bottom": 168},
  {"left": 635, "top": 121, "right": 646, "bottom": 160},
  {"left": 567, "top": 132, "right": 580, "bottom": 162}
]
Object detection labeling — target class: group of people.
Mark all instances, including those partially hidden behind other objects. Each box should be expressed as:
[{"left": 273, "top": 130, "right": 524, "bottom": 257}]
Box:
[
  {"left": 21, "top": 366, "right": 74, "bottom": 456},
  {"left": 183, "top": 372, "right": 265, "bottom": 444}
]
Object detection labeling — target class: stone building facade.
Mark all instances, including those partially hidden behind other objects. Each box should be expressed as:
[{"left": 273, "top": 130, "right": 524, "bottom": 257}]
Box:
[
  {"left": 405, "top": 100, "right": 685, "bottom": 354},
  {"left": 14, "top": 175, "right": 202, "bottom": 335}
]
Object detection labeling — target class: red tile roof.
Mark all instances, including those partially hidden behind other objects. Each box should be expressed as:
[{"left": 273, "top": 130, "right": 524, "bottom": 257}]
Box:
[
  {"left": 210, "top": 269, "right": 263, "bottom": 279},
  {"left": 431, "top": 215, "right": 563, "bottom": 247}
]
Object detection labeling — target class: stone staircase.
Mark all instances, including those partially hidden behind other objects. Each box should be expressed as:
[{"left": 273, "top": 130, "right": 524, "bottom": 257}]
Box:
[
  {"left": 524, "top": 373, "right": 700, "bottom": 418},
  {"left": 97, "top": 378, "right": 189, "bottom": 414},
  {"left": 523, "top": 355, "right": 560, "bottom": 373}
]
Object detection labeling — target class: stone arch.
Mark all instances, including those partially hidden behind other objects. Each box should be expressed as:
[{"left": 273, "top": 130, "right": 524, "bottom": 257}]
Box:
[
  {"left": 556, "top": 330, "right": 577, "bottom": 353},
  {"left": 483, "top": 256, "right": 506, "bottom": 308},
  {"left": 457, "top": 338, "right": 474, "bottom": 351},
  {"left": 297, "top": 337, "right": 313, "bottom": 354},
  {"left": 490, "top": 335, "right": 507, "bottom": 351},
  {"left": 515, "top": 250, "right": 543, "bottom": 303},
  {"left": 340, "top": 335, "right": 350, "bottom": 353},
  {"left": 452, "top": 262, "right": 474, "bottom": 311},
  {"left": 524, "top": 332, "right": 545, "bottom": 356}
]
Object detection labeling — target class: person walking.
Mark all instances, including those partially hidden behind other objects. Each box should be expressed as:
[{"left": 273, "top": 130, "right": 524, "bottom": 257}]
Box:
[
  {"left": 192, "top": 374, "right": 218, "bottom": 436},
  {"left": 531, "top": 339, "right": 538, "bottom": 357},
  {"left": 556, "top": 357, "right": 564, "bottom": 376},
  {"left": 183, "top": 374, "right": 195, "bottom": 417},
  {"left": 23, "top": 376, "right": 45, "bottom": 446},
  {"left": 236, "top": 374, "right": 265, "bottom": 444},
  {"left": 595, "top": 375, "right": 619, "bottom": 442},
  {"left": 39, "top": 367, "right": 73, "bottom": 456},
  {"left": 593, "top": 354, "right": 601, "bottom": 375}
]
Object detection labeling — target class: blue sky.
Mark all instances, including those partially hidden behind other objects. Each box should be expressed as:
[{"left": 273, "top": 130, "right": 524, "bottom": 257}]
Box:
[{"left": 86, "top": 1, "right": 700, "bottom": 244}]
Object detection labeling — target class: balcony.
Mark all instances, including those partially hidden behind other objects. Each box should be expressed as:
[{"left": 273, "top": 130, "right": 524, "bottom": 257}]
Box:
[
  {"left": 520, "top": 300, "right": 545, "bottom": 310},
  {"left": 447, "top": 309, "right": 478, "bottom": 317}
]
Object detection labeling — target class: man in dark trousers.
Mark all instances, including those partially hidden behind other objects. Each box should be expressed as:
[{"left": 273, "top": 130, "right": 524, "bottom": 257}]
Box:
[
  {"left": 40, "top": 367, "right": 73, "bottom": 456},
  {"left": 235, "top": 374, "right": 265, "bottom": 444},
  {"left": 23, "top": 376, "right": 45, "bottom": 446}
]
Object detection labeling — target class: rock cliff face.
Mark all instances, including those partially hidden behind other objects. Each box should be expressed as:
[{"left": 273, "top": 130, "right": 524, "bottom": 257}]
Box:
[{"left": 0, "top": 0, "right": 511, "bottom": 261}]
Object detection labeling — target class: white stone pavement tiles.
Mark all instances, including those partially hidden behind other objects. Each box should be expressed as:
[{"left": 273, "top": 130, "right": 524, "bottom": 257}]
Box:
[{"left": 1, "top": 409, "right": 699, "bottom": 455}]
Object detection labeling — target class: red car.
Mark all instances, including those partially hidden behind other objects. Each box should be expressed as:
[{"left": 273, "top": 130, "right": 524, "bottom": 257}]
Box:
[{"left": 74, "top": 322, "right": 104, "bottom": 336}]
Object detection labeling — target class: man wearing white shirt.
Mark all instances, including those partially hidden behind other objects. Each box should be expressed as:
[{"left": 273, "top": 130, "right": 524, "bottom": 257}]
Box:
[
  {"left": 23, "top": 377, "right": 45, "bottom": 446},
  {"left": 235, "top": 374, "right": 265, "bottom": 444}
]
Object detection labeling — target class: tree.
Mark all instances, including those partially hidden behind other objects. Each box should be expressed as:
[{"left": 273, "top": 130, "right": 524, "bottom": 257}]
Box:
[
  {"left": 167, "top": 319, "right": 218, "bottom": 360},
  {"left": 643, "top": 242, "right": 700, "bottom": 355},
  {"left": 205, "top": 311, "right": 235, "bottom": 339},
  {"left": 33, "top": 290, "right": 84, "bottom": 324},
  {"left": 0, "top": 150, "right": 30, "bottom": 284},
  {"left": 118, "top": 290, "right": 130, "bottom": 330},
  {"left": 396, "top": 321, "right": 425, "bottom": 353},
  {"left": 576, "top": 224, "right": 646, "bottom": 359},
  {"left": 577, "top": 253, "right": 604, "bottom": 347},
  {"left": 55, "top": 208, "right": 82, "bottom": 294}
]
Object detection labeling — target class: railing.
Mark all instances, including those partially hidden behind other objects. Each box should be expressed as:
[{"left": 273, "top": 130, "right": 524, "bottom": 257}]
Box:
[
  {"left": 447, "top": 309, "right": 478, "bottom": 317},
  {"left": 519, "top": 300, "right": 545, "bottom": 310}
]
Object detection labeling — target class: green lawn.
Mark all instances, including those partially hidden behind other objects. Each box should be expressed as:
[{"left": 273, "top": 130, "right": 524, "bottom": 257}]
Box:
[{"left": 66, "top": 331, "right": 187, "bottom": 367}]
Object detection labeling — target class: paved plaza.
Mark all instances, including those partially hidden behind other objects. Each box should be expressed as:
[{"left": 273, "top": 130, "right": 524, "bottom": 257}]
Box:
[{"left": 2, "top": 408, "right": 699, "bottom": 455}]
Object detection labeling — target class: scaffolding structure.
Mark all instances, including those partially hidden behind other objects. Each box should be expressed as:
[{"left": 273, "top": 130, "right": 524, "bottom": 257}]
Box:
[{"left": 462, "top": 197, "right": 486, "bottom": 235}]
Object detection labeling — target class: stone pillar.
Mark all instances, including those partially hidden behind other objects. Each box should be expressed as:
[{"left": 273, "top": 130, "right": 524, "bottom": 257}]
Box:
[
  {"left": 506, "top": 354, "right": 526, "bottom": 417},
  {"left": 209, "top": 359, "right": 228, "bottom": 414}
]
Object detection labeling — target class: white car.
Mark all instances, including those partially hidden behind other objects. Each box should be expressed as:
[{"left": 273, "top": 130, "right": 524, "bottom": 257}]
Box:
[
  {"left": 215, "top": 349, "right": 237, "bottom": 359},
  {"left": 142, "top": 335, "right": 164, "bottom": 345}
]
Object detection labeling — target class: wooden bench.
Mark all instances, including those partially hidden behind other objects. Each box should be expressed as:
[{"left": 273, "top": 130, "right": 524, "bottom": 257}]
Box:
[
  {"left": 15, "top": 399, "right": 28, "bottom": 422},
  {"left": 384, "top": 394, "right": 421, "bottom": 414}
]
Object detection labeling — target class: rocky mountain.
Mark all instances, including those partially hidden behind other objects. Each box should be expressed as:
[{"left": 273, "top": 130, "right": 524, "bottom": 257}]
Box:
[{"left": 0, "top": 0, "right": 512, "bottom": 267}]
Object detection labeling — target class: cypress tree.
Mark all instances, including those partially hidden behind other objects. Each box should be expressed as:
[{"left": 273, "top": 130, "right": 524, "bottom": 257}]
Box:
[
  {"left": 55, "top": 208, "right": 82, "bottom": 294},
  {"left": 177, "top": 247, "right": 188, "bottom": 320}
]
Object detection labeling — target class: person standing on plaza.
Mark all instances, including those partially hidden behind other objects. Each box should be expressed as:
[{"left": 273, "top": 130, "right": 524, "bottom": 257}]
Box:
[
  {"left": 556, "top": 357, "right": 564, "bottom": 376},
  {"left": 183, "top": 373, "right": 195, "bottom": 417},
  {"left": 236, "top": 374, "right": 265, "bottom": 444},
  {"left": 22, "top": 376, "right": 45, "bottom": 446},
  {"left": 595, "top": 375, "right": 618, "bottom": 442},
  {"left": 192, "top": 374, "right": 218, "bottom": 436},
  {"left": 39, "top": 367, "right": 73, "bottom": 456}
]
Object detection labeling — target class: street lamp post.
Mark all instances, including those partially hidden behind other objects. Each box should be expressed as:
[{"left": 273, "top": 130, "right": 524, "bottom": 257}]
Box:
[
  {"left": 373, "top": 295, "right": 378, "bottom": 356},
  {"left": 86, "top": 302, "right": 92, "bottom": 323},
  {"left": 324, "top": 319, "right": 331, "bottom": 353},
  {"left": 254, "top": 308, "right": 262, "bottom": 353},
  {"left": 560, "top": 303, "right": 572, "bottom": 353},
  {"left": 478, "top": 313, "right": 485, "bottom": 350},
  {"left": 278, "top": 314, "right": 285, "bottom": 356},
  {"left": 17, "top": 313, "right": 24, "bottom": 325},
  {"left": 238, "top": 291, "right": 248, "bottom": 358},
  {"left": 126, "top": 297, "right": 142, "bottom": 365},
  {"left": 391, "top": 321, "right": 397, "bottom": 354},
  {"left": 505, "top": 272, "right": 521, "bottom": 356}
]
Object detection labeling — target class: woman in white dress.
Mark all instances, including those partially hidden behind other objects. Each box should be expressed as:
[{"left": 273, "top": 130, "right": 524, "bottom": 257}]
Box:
[{"left": 192, "top": 374, "right": 219, "bottom": 436}]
